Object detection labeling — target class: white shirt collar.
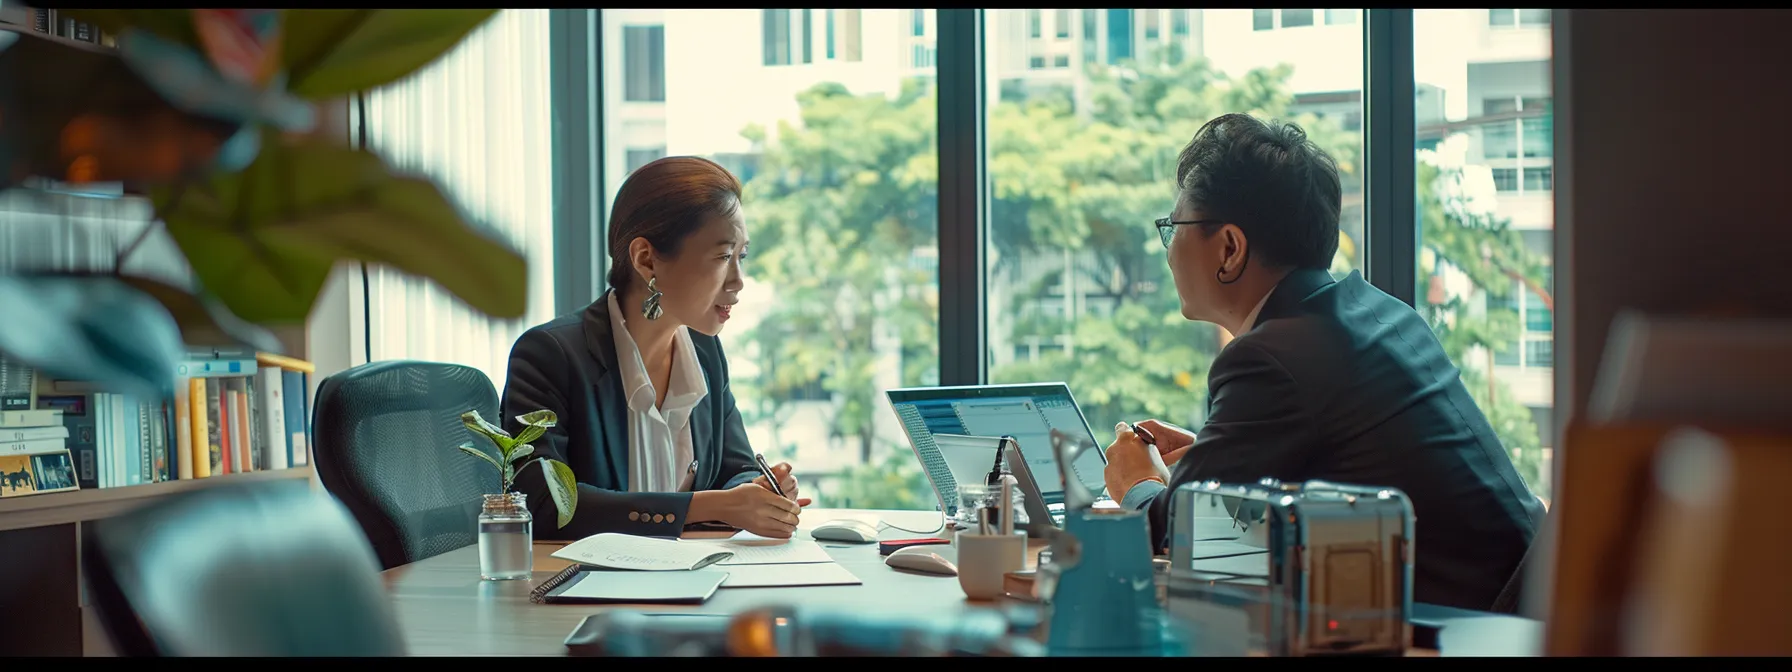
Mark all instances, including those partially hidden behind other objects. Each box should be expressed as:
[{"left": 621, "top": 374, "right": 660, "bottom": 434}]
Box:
[
  {"left": 1240, "top": 282, "right": 1278, "bottom": 334},
  {"left": 606, "top": 292, "right": 708, "bottom": 418}
]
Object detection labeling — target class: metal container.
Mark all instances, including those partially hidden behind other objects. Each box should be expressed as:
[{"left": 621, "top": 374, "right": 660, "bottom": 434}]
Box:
[{"left": 1164, "top": 478, "right": 1414, "bottom": 657}]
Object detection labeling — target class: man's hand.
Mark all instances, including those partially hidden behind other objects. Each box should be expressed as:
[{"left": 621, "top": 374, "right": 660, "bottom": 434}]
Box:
[
  {"left": 1103, "top": 422, "right": 1170, "bottom": 502},
  {"left": 1136, "top": 419, "right": 1197, "bottom": 465},
  {"left": 752, "top": 461, "right": 814, "bottom": 508}
]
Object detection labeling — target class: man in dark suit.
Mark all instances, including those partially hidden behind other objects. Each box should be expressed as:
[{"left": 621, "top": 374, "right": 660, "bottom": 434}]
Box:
[{"left": 1102, "top": 113, "right": 1547, "bottom": 612}]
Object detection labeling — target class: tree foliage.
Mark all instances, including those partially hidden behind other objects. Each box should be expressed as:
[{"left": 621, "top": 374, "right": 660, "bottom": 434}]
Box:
[{"left": 733, "top": 52, "right": 1552, "bottom": 507}]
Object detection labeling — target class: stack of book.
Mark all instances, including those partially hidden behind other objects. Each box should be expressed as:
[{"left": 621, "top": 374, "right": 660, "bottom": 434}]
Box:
[{"left": 1, "top": 357, "right": 78, "bottom": 498}]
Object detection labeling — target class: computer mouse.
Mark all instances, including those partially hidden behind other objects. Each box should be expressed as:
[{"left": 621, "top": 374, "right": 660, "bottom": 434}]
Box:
[
  {"left": 810, "top": 518, "right": 880, "bottom": 543},
  {"left": 884, "top": 544, "right": 959, "bottom": 576}
]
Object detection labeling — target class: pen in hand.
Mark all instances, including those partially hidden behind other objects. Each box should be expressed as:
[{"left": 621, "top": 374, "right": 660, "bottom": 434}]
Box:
[
  {"left": 753, "top": 453, "right": 789, "bottom": 499},
  {"left": 1130, "top": 423, "right": 1157, "bottom": 446}
]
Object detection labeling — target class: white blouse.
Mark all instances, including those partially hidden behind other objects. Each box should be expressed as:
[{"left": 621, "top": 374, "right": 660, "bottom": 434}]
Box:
[{"left": 607, "top": 292, "right": 709, "bottom": 493}]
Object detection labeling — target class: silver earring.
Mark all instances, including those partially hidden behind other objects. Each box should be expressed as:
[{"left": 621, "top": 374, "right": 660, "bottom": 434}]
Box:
[{"left": 642, "top": 277, "right": 664, "bottom": 320}]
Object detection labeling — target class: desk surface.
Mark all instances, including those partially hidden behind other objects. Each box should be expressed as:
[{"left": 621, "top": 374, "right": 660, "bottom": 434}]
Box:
[
  {"left": 383, "top": 509, "right": 1022, "bottom": 656},
  {"left": 382, "top": 508, "right": 1474, "bottom": 657}
]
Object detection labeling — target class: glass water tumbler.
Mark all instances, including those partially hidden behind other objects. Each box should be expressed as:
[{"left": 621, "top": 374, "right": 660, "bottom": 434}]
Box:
[{"left": 478, "top": 492, "right": 533, "bottom": 581}]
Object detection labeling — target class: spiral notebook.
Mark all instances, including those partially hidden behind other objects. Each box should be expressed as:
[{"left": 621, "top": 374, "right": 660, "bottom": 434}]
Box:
[
  {"left": 531, "top": 566, "right": 729, "bottom": 604},
  {"left": 550, "top": 532, "right": 735, "bottom": 571}
]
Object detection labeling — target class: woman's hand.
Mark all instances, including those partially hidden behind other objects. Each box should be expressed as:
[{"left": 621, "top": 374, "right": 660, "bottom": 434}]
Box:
[
  {"left": 753, "top": 461, "right": 814, "bottom": 507},
  {"left": 692, "top": 483, "right": 803, "bottom": 538}
]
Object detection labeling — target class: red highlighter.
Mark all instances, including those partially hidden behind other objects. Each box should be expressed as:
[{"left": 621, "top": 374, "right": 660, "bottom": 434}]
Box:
[{"left": 878, "top": 537, "right": 951, "bottom": 556}]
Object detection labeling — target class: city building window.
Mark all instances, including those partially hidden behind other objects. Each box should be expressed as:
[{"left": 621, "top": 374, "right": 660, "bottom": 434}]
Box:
[
  {"left": 1082, "top": 9, "right": 1099, "bottom": 65},
  {"left": 1281, "top": 9, "right": 1315, "bottom": 28},
  {"left": 625, "top": 146, "right": 665, "bottom": 174},
  {"left": 840, "top": 9, "right": 862, "bottom": 62},
  {"left": 1172, "top": 9, "right": 1190, "bottom": 36},
  {"left": 828, "top": 10, "right": 837, "bottom": 59},
  {"left": 1325, "top": 9, "right": 1357, "bottom": 25},
  {"left": 1106, "top": 9, "right": 1132, "bottom": 62},
  {"left": 1490, "top": 167, "right": 1518, "bottom": 191},
  {"left": 1253, "top": 8, "right": 1275, "bottom": 31},
  {"left": 763, "top": 9, "right": 791, "bottom": 66},
  {"left": 1029, "top": 9, "right": 1042, "bottom": 38},
  {"left": 622, "top": 25, "right": 664, "bottom": 102},
  {"left": 1029, "top": 55, "right": 1046, "bottom": 69},
  {"left": 1145, "top": 10, "right": 1160, "bottom": 39},
  {"left": 800, "top": 9, "right": 813, "bottom": 64},
  {"left": 1053, "top": 54, "right": 1069, "bottom": 68},
  {"left": 1490, "top": 8, "right": 1551, "bottom": 28},
  {"left": 912, "top": 8, "right": 925, "bottom": 37},
  {"left": 1055, "top": 9, "right": 1071, "bottom": 39},
  {"left": 1523, "top": 166, "right": 1552, "bottom": 192}
]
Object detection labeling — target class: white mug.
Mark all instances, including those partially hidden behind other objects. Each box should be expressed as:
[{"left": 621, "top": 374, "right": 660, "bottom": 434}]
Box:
[{"left": 955, "top": 529, "right": 1026, "bottom": 600}]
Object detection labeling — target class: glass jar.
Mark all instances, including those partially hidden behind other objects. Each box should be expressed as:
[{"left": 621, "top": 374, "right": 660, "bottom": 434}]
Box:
[
  {"left": 953, "top": 482, "right": 1030, "bottom": 531},
  {"left": 478, "top": 492, "right": 533, "bottom": 580}
]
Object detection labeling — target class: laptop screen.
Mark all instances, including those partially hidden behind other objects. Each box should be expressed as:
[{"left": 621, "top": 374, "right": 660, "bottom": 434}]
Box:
[{"left": 887, "top": 384, "right": 1109, "bottom": 508}]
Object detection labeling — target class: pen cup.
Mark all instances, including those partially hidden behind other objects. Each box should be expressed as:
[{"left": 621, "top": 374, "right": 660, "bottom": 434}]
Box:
[{"left": 955, "top": 529, "right": 1027, "bottom": 601}]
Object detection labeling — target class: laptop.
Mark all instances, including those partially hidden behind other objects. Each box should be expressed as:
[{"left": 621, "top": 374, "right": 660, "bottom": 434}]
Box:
[{"left": 885, "top": 383, "right": 1112, "bottom": 528}]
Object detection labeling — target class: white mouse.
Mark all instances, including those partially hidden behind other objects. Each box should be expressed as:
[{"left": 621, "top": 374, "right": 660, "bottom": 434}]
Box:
[
  {"left": 884, "top": 544, "right": 958, "bottom": 576},
  {"left": 809, "top": 518, "right": 880, "bottom": 543}
]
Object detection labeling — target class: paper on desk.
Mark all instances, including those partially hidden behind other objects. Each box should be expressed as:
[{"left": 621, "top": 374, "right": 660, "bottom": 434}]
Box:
[
  {"left": 551, "top": 533, "right": 734, "bottom": 571},
  {"left": 685, "top": 537, "right": 834, "bottom": 565},
  {"left": 720, "top": 562, "right": 862, "bottom": 588}
]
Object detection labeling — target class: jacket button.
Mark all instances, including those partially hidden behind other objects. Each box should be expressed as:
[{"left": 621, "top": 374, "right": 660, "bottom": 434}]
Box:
[
  {"left": 628, "top": 512, "right": 640, "bottom": 521},
  {"left": 652, "top": 514, "right": 665, "bottom": 523},
  {"left": 665, "top": 513, "right": 677, "bottom": 523}
]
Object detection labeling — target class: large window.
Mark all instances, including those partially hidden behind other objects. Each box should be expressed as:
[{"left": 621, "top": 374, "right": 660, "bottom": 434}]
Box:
[
  {"left": 985, "top": 9, "right": 1364, "bottom": 436},
  {"left": 1416, "top": 9, "right": 1555, "bottom": 503},
  {"left": 603, "top": 9, "right": 940, "bottom": 510}
]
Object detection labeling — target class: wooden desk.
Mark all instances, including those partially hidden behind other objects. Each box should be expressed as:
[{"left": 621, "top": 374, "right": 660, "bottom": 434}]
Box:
[
  {"left": 382, "top": 508, "right": 1467, "bottom": 657},
  {"left": 383, "top": 509, "right": 1031, "bottom": 656}
]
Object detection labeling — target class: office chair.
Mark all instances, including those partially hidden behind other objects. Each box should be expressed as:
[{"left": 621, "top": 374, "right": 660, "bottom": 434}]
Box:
[
  {"left": 312, "top": 360, "right": 501, "bottom": 570},
  {"left": 83, "top": 479, "right": 407, "bottom": 656}
]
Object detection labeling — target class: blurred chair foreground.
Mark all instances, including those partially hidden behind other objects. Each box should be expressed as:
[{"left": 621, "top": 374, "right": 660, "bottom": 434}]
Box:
[{"left": 83, "top": 479, "right": 407, "bottom": 656}]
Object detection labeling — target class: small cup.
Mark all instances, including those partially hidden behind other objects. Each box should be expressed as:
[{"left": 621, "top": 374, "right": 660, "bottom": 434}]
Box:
[{"left": 955, "top": 529, "right": 1027, "bottom": 600}]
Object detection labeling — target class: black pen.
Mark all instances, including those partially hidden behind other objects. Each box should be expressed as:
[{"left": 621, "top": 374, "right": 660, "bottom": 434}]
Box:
[
  {"left": 1131, "top": 423, "right": 1157, "bottom": 446},
  {"left": 753, "top": 453, "right": 788, "bottom": 499}
]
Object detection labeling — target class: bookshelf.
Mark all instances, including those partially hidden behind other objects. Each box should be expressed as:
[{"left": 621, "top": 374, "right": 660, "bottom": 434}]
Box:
[{"left": 0, "top": 465, "right": 314, "bottom": 533}]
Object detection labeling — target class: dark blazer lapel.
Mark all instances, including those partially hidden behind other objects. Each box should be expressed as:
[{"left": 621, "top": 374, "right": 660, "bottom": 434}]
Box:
[
  {"left": 1251, "top": 268, "right": 1339, "bottom": 329},
  {"left": 582, "top": 291, "right": 630, "bottom": 490},
  {"left": 689, "top": 373, "right": 715, "bottom": 489}
]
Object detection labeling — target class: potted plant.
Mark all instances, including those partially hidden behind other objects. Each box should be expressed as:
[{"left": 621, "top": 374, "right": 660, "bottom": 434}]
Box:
[{"left": 456, "top": 409, "right": 576, "bottom": 581}]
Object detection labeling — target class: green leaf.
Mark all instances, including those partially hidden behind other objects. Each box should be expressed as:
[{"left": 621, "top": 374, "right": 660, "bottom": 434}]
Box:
[
  {"left": 155, "top": 132, "right": 527, "bottom": 324},
  {"left": 54, "top": 10, "right": 199, "bottom": 48},
  {"left": 512, "top": 424, "right": 546, "bottom": 449},
  {"left": 456, "top": 443, "right": 502, "bottom": 479},
  {"left": 283, "top": 9, "right": 499, "bottom": 99},
  {"left": 460, "top": 410, "right": 511, "bottom": 442},
  {"left": 508, "top": 444, "right": 534, "bottom": 463},
  {"left": 516, "top": 409, "right": 557, "bottom": 427},
  {"left": 113, "top": 275, "right": 284, "bottom": 354},
  {"left": 537, "top": 458, "right": 579, "bottom": 529}
]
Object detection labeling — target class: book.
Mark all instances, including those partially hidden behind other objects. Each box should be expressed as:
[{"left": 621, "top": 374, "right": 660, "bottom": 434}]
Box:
[
  {"left": 0, "top": 448, "right": 79, "bottom": 498},
  {"left": 550, "top": 533, "right": 735, "bottom": 571},
  {"left": 530, "top": 566, "right": 727, "bottom": 605}
]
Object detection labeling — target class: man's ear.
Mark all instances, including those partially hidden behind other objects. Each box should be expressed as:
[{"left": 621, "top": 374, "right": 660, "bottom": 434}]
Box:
[
  {"left": 627, "top": 237, "right": 657, "bottom": 281},
  {"left": 1221, "top": 225, "right": 1248, "bottom": 274}
]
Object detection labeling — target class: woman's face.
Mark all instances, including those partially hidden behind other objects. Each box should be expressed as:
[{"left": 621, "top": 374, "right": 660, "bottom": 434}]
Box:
[{"left": 641, "top": 209, "right": 749, "bottom": 336}]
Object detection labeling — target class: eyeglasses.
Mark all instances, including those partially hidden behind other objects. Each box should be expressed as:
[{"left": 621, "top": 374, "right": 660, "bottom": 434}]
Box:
[{"left": 1154, "top": 217, "right": 1223, "bottom": 249}]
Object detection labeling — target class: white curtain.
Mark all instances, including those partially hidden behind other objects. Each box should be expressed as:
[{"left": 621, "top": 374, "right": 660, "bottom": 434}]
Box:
[{"left": 360, "top": 9, "right": 557, "bottom": 389}]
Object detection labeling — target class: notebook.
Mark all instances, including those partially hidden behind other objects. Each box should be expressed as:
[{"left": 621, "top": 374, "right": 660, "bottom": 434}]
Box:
[
  {"left": 531, "top": 567, "right": 728, "bottom": 604},
  {"left": 550, "top": 533, "right": 734, "bottom": 571}
]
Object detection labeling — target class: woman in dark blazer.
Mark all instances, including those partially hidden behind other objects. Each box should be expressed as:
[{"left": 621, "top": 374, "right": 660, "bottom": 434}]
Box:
[{"left": 502, "top": 157, "right": 808, "bottom": 541}]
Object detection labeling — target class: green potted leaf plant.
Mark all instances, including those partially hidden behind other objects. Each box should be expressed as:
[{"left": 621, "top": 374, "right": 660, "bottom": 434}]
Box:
[{"left": 456, "top": 409, "right": 576, "bottom": 581}]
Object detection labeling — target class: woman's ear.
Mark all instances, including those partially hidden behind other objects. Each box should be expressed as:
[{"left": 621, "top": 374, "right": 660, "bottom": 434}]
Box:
[{"left": 627, "top": 237, "right": 657, "bottom": 282}]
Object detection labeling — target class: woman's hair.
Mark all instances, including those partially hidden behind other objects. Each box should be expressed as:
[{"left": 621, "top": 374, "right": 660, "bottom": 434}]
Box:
[{"left": 605, "top": 156, "right": 744, "bottom": 291}]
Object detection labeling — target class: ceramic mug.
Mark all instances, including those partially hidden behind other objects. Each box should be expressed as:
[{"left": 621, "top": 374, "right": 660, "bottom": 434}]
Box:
[{"left": 956, "top": 529, "right": 1027, "bottom": 600}]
